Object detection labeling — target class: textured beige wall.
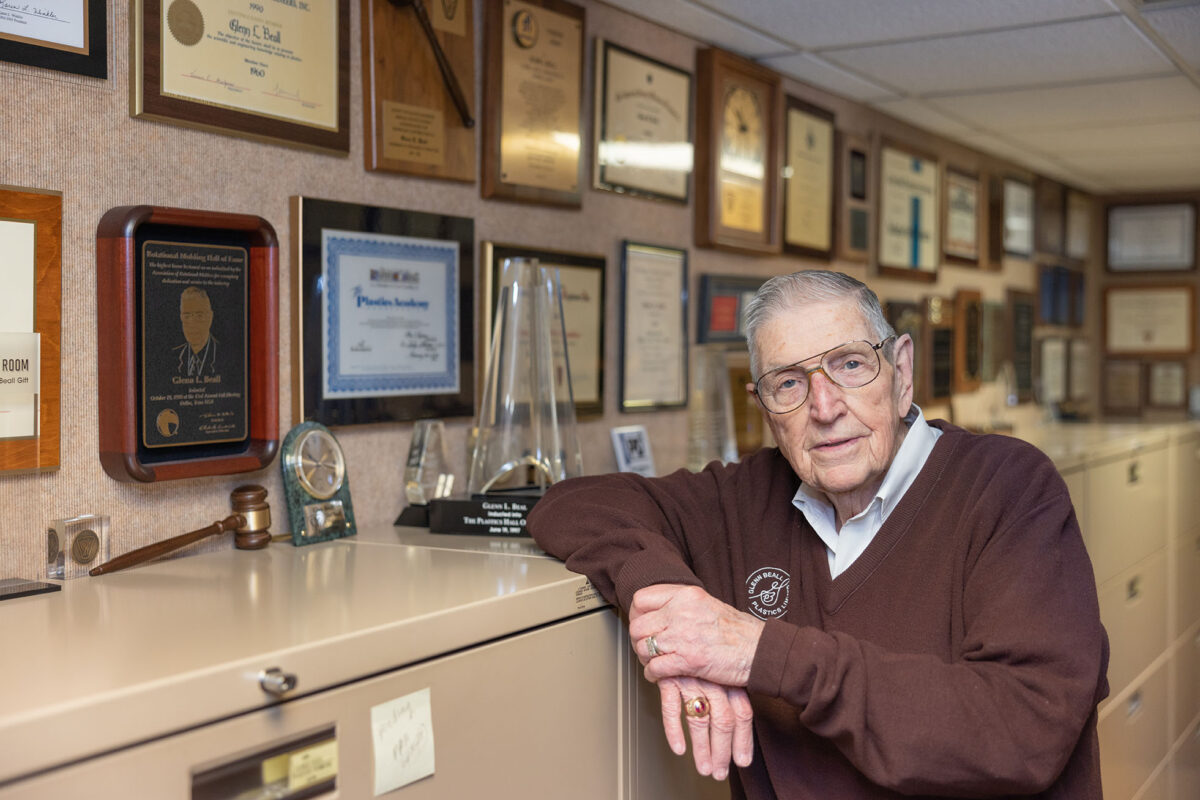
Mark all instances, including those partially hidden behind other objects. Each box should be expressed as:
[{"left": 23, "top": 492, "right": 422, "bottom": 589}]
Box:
[{"left": 0, "top": 0, "right": 1088, "bottom": 580}]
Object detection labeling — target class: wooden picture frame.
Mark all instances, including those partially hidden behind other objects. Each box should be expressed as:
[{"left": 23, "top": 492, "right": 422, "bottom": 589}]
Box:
[
  {"left": 0, "top": 0, "right": 106, "bottom": 77},
  {"left": 886, "top": 300, "right": 925, "bottom": 406},
  {"left": 0, "top": 186, "right": 62, "bottom": 473},
  {"left": 482, "top": 242, "right": 605, "bottom": 417},
  {"left": 481, "top": 0, "right": 585, "bottom": 207},
  {"left": 1103, "top": 284, "right": 1195, "bottom": 357},
  {"left": 1039, "top": 336, "right": 1068, "bottom": 406},
  {"left": 697, "top": 274, "right": 765, "bottom": 344},
  {"left": 96, "top": 205, "right": 278, "bottom": 482},
  {"left": 131, "top": 0, "right": 351, "bottom": 153},
  {"left": 619, "top": 242, "right": 688, "bottom": 412},
  {"left": 953, "top": 289, "right": 982, "bottom": 394},
  {"left": 837, "top": 131, "right": 872, "bottom": 264},
  {"left": 1106, "top": 202, "right": 1197, "bottom": 272},
  {"left": 877, "top": 142, "right": 939, "bottom": 281},
  {"left": 293, "top": 197, "right": 476, "bottom": 427},
  {"left": 1034, "top": 177, "right": 1066, "bottom": 256},
  {"left": 782, "top": 95, "right": 835, "bottom": 260},
  {"left": 979, "top": 301, "right": 1006, "bottom": 382},
  {"left": 943, "top": 167, "right": 981, "bottom": 265},
  {"left": 1146, "top": 361, "right": 1188, "bottom": 410},
  {"left": 1066, "top": 191, "right": 1092, "bottom": 262},
  {"left": 361, "top": 0, "right": 476, "bottom": 181},
  {"left": 1036, "top": 263, "right": 1072, "bottom": 326},
  {"left": 1102, "top": 359, "right": 1143, "bottom": 416},
  {"left": 923, "top": 296, "right": 955, "bottom": 403},
  {"left": 1007, "top": 289, "right": 1036, "bottom": 402},
  {"left": 694, "top": 47, "right": 782, "bottom": 255},
  {"left": 989, "top": 176, "right": 1034, "bottom": 263}
]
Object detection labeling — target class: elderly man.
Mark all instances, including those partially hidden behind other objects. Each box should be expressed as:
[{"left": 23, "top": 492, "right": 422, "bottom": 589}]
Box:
[{"left": 527, "top": 270, "right": 1108, "bottom": 799}]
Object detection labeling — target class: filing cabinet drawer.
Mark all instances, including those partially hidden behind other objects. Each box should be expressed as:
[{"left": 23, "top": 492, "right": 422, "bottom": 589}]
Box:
[
  {"left": 1099, "top": 663, "right": 1169, "bottom": 800},
  {"left": 1175, "top": 533, "right": 1200, "bottom": 638},
  {"left": 1171, "top": 722, "right": 1200, "bottom": 800},
  {"left": 1173, "top": 630, "right": 1200, "bottom": 743},
  {"left": 1100, "top": 551, "right": 1168, "bottom": 696},
  {"left": 1171, "top": 435, "right": 1200, "bottom": 538},
  {"left": 1084, "top": 444, "right": 1168, "bottom": 586}
]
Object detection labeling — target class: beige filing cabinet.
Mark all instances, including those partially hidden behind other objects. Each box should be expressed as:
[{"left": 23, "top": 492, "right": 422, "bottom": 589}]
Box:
[{"left": 0, "top": 527, "right": 622, "bottom": 798}]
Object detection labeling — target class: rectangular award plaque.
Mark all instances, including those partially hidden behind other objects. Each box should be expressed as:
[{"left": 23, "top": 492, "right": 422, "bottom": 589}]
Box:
[
  {"left": 838, "top": 132, "right": 872, "bottom": 263},
  {"left": 697, "top": 274, "right": 765, "bottom": 344},
  {"left": 96, "top": 206, "right": 278, "bottom": 482},
  {"left": 923, "top": 296, "right": 954, "bottom": 402},
  {"left": 953, "top": 289, "right": 982, "bottom": 395},
  {"left": 1007, "top": 289, "right": 1035, "bottom": 401},
  {"left": 0, "top": 0, "right": 106, "bottom": 77}
]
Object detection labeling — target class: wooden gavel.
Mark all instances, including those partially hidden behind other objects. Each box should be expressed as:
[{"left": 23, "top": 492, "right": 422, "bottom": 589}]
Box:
[{"left": 89, "top": 485, "right": 272, "bottom": 577}]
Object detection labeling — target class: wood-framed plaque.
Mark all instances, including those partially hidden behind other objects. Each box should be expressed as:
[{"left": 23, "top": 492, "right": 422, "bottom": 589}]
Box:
[
  {"left": 1039, "top": 336, "right": 1068, "bottom": 406},
  {"left": 885, "top": 300, "right": 925, "bottom": 406},
  {"left": 1102, "top": 359, "right": 1143, "bottom": 416},
  {"left": 1106, "top": 202, "right": 1196, "bottom": 272},
  {"left": 953, "top": 289, "right": 982, "bottom": 394},
  {"left": 594, "top": 39, "right": 692, "bottom": 203},
  {"left": 1066, "top": 191, "right": 1091, "bottom": 261},
  {"left": 694, "top": 46, "right": 782, "bottom": 255},
  {"left": 1007, "top": 289, "right": 1035, "bottom": 402},
  {"left": 96, "top": 206, "right": 279, "bottom": 482},
  {"left": 1034, "top": 177, "right": 1066, "bottom": 257},
  {"left": 782, "top": 95, "right": 834, "bottom": 260},
  {"left": 0, "top": 185, "right": 62, "bottom": 473},
  {"left": 877, "top": 142, "right": 939, "bottom": 280},
  {"left": 1001, "top": 178, "right": 1034, "bottom": 258},
  {"left": 1037, "top": 263, "right": 1072, "bottom": 326},
  {"left": 482, "top": 242, "right": 604, "bottom": 417},
  {"left": 619, "top": 241, "right": 687, "bottom": 412},
  {"left": 0, "top": 0, "right": 106, "bottom": 77},
  {"left": 362, "top": 0, "right": 476, "bottom": 181},
  {"left": 1104, "top": 284, "right": 1195, "bottom": 357},
  {"left": 923, "top": 296, "right": 955, "bottom": 402},
  {"left": 697, "top": 274, "right": 765, "bottom": 344},
  {"left": 481, "top": 0, "right": 584, "bottom": 207},
  {"left": 1146, "top": 360, "right": 1187, "bottom": 410},
  {"left": 293, "top": 197, "right": 475, "bottom": 426},
  {"left": 943, "top": 168, "right": 980, "bottom": 265},
  {"left": 132, "top": 0, "right": 350, "bottom": 153},
  {"left": 1068, "top": 338, "right": 1091, "bottom": 404},
  {"left": 837, "top": 131, "right": 872, "bottom": 264},
  {"left": 980, "top": 301, "right": 1006, "bottom": 382}
]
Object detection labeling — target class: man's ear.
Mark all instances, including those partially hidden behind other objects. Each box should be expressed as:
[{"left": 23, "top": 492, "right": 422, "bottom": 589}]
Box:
[{"left": 892, "top": 334, "right": 915, "bottom": 412}]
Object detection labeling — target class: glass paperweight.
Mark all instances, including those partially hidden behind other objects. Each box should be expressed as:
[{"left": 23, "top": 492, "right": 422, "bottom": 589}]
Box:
[
  {"left": 47, "top": 514, "right": 111, "bottom": 579},
  {"left": 686, "top": 346, "right": 738, "bottom": 472},
  {"left": 404, "top": 419, "right": 454, "bottom": 505}
]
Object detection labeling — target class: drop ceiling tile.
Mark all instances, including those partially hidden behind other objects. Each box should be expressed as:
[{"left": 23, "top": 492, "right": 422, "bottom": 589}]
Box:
[
  {"left": 823, "top": 16, "right": 1171, "bottom": 95},
  {"left": 869, "top": 98, "right": 975, "bottom": 137},
  {"left": 599, "top": 0, "right": 790, "bottom": 57},
  {"left": 930, "top": 75, "right": 1200, "bottom": 131},
  {"left": 1005, "top": 119, "right": 1200, "bottom": 155},
  {"left": 1057, "top": 146, "right": 1200, "bottom": 172},
  {"left": 760, "top": 53, "right": 898, "bottom": 102},
  {"left": 1143, "top": 5, "right": 1200, "bottom": 68},
  {"left": 695, "top": 0, "right": 1115, "bottom": 50}
]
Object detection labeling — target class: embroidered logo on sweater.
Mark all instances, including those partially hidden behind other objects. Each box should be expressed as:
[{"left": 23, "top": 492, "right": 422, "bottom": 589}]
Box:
[{"left": 746, "top": 567, "right": 790, "bottom": 619}]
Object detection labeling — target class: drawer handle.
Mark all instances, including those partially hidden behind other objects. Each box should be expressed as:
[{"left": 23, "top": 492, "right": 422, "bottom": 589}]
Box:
[
  {"left": 1126, "top": 576, "right": 1141, "bottom": 602},
  {"left": 1127, "top": 461, "right": 1140, "bottom": 484},
  {"left": 258, "top": 667, "right": 298, "bottom": 698},
  {"left": 1126, "top": 691, "right": 1142, "bottom": 718}
]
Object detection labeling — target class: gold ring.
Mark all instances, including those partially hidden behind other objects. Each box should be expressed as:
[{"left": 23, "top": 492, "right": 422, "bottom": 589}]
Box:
[
  {"left": 685, "top": 696, "right": 709, "bottom": 718},
  {"left": 645, "top": 635, "right": 661, "bottom": 658}
]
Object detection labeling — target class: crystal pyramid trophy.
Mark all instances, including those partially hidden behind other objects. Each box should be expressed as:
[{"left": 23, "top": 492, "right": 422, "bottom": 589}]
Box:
[
  {"left": 686, "top": 345, "right": 738, "bottom": 472},
  {"left": 395, "top": 419, "right": 455, "bottom": 527},
  {"left": 429, "top": 257, "right": 583, "bottom": 536}
]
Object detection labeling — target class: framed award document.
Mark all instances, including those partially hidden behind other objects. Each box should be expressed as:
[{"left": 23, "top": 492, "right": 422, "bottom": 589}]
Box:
[
  {"left": 782, "top": 96, "right": 834, "bottom": 260},
  {"left": 697, "top": 274, "right": 765, "bottom": 344},
  {"left": 1039, "top": 337, "right": 1068, "bottom": 406},
  {"left": 1106, "top": 202, "right": 1196, "bottom": 272},
  {"left": 482, "top": 0, "right": 585, "bottom": 207},
  {"left": 953, "top": 289, "right": 982, "bottom": 394},
  {"left": 293, "top": 197, "right": 475, "bottom": 426},
  {"left": 0, "top": 186, "right": 61, "bottom": 473},
  {"left": 96, "top": 205, "right": 279, "bottom": 482},
  {"left": 838, "top": 132, "right": 872, "bottom": 263},
  {"left": 1102, "top": 360, "right": 1142, "bottom": 416},
  {"left": 362, "top": 0, "right": 476, "bottom": 181},
  {"left": 132, "top": 0, "right": 350, "bottom": 152},
  {"left": 1146, "top": 361, "right": 1187, "bottom": 410},
  {"left": 619, "top": 242, "right": 687, "bottom": 412},
  {"left": 943, "top": 168, "right": 980, "bottom": 265},
  {"left": 1034, "top": 178, "right": 1066, "bottom": 257},
  {"left": 1001, "top": 178, "right": 1034, "bottom": 258},
  {"left": 0, "top": 0, "right": 106, "bottom": 77},
  {"left": 594, "top": 40, "right": 692, "bottom": 203},
  {"left": 482, "top": 243, "right": 604, "bottom": 417},
  {"left": 1104, "top": 285, "right": 1195, "bottom": 357},
  {"left": 694, "top": 47, "right": 782, "bottom": 255},
  {"left": 878, "top": 144, "right": 939, "bottom": 280}
]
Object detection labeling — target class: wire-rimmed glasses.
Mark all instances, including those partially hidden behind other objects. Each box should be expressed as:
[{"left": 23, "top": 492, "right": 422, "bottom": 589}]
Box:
[{"left": 754, "top": 336, "right": 894, "bottom": 414}]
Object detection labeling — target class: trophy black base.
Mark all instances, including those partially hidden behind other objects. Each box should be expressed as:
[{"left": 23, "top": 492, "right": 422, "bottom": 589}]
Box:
[
  {"left": 427, "top": 492, "right": 542, "bottom": 537},
  {"left": 394, "top": 505, "right": 431, "bottom": 528},
  {"left": 0, "top": 577, "right": 61, "bottom": 601}
]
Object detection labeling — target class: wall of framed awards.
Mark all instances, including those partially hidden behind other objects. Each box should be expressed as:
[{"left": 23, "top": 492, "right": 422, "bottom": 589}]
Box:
[{"left": 0, "top": 0, "right": 1194, "bottom": 580}]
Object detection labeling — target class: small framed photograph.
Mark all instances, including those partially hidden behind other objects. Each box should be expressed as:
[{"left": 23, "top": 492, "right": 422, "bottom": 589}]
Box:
[
  {"left": 1104, "top": 284, "right": 1195, "bottom": 357},
  {"left": 620, "top": 242, "right": 687, "bottom": 412},
  {"left": 0, "top": 0, "right": 106, "bottom": 77},
  {"left": 1106, "top": 202, "right": 1196, "bottom": 272},
  {"left": 611, "top": 425, "right": 655, "bottom": 477},
  {"left": 1146, "top": 361, "right": 1187, "bottom": 410},
  {"left": 1102, "top": 360, "right": 1143, "bottom": 416},
  {"left": 697, "top": 274, "right": 765, "bottom": 344}
]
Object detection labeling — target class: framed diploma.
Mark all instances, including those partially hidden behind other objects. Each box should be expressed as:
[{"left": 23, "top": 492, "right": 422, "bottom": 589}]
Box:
[
  {"left": 923, "top": 296, "right": 954, "bottom": 402},
  {"left": 837, "top": 132, "right": 872, "bottom": 264},
  {"left": 482, "top": 243, "right": 604, "bottom": 417},
  {"left": 362, "top": 0, "right": 476, "bottom": 182},
  {"left": 96, "top": 205, "right": 278, "bottom": 482},
  {"left": 0, "top": 0, "right": 105, "bottom": 77},
  {"left": 132, "top": 0, "right": 350, "bottom": 153},
  {"left": 1007, "top": 289, "right": 1035, "bottom": 402},
  {"left": 953, "top": 289, "right": 982, "bottom": 394},
  {"left": 1066, "top": 191, "right": 1091, "bottom": 261},
  {"left": 293, "top": 197, "right": 475, "bottom": 426},
  {"left": 877, "top": 143, "right": 939, "bottom": 280},
  {"left": 1001, "top": 178, "right": 1034, "bottom": 258},
  {"left": 1102, "top": 360, "right": 1142, "bottom": 416},
  {"left": 1068, "top": 338, "right": 1091, "bottom": 404},
  {"left": 885, "top": 300, "right": 925, "bottom": 406},
  {"left": 782, "top": 96, "right": 834, "bottom": 260},
  {"left": 1104, "top": 285, "right": 1195, "bottom": 357},
  {"left": 1106, "top": 202, "right": 1196, "bottom": 272},
  {"left": 619, "top": 241, "right": 687, "bottom": 411},
  {"left": 1034, "top": 178, "right": 1066, "bottom": 257},
  {"left": 594, "top": 39, "right": 692, "bottom": 203},
  {"left": 1146, "top": 361, "right": 1187, "bottom": 410},
  {"left": 0, "top": 185, "right": 61, "bottom": 473},
  {"left": 1039, "top": 337, "right": 1067, "bottom": 406},
  {"left": 942, "top": 168, "right": 980, "bottom": 265},
  {"left": 697, "top": 274, "right": 765, "bottom": 344},
  {"left": 694, "top": 47, "right": 782, "bottom": 255},
  {"left": 481, "top": 0, "right": 585, "bottom": 207}
]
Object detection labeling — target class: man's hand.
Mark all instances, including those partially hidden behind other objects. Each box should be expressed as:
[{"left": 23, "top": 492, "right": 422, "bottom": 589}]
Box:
[
  {"left": 657, "top": 676, "right": 754, "bottom": 780},
  {"left": 628, "top": 583, "right": 766, "bottom": 687}
]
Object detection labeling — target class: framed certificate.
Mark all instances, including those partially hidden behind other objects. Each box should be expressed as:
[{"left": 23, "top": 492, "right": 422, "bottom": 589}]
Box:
[
  {"left": 1106, "top": 202, "right": 1196, "bottom": 272},
  {"left": 1007, "top": 289, "right": 1035, "bottom": 401},
  {"left": 943, "top": 168, "right": 980, "bottom": 265},
  {"left": 482, "top": 0, "right": 585, "bottom": 207},
  {"left": 1039, "top": 337, "right": 1068, "bottom": 406},
  {"left": 1102, "top": 360, "right": 1143, "bottom": 416},
  {"left": 96, "top": 205, "right": 278, "bottom": 482},
  {"left": 594, "top": 40, "right": 692, "bottom": 203},
  {"left": 0, "top": 185, "right": 62, "bottom": 473},
  {"left": 886, "top": 300, "right": 925, "bottom": 405},
  {"left": 697, "top": 274, "right": 765, "bottom": 344},
  {"left": 1146, "top": 361, "right": 1187, "bottom": 410},
  {"left": 619, "top": 242, "right": 687, "bottom": 411},
  {"left": 1001, "top": 178, "right": 1034, "bottom": 258},
  {"left": 1104, "top": 285, "right": 1195, "bottom": 357},
  {"left": 132, "top": 0, "right": 350, "bottom": 153},
  {"left": 837, "top": 132, "right": 872, "bottom": 263},
  {"left": 1066, "top": 191, "right": 1091, "bottom": 261},
  {"left": 782, "top": 96, "right": 835, "bottom": 260},
  {"left": 953, "top": 289, "right": 982, "bottom": 394},
  {"left": 877, "top": 143, "right": 939, "bottom": 280},
  {"left": 0, "top": 0, "right": 105, "bottom": 77},
  {"left": 482, "top": 243, "right": 604, "bottom": 417},
  {"left": 293, "top": 197, "right": 475, "bottom": 426},
  {"left": 1034, "top": 177, "right": 1066, "bottom": 257}
]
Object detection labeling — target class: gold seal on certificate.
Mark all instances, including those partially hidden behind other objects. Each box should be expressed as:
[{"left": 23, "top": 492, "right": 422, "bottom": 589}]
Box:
[{"left": 166, "top": 0, "right": 204, "bottom": 46}]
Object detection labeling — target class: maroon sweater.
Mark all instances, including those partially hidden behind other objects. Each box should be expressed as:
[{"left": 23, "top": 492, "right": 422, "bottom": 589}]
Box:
[{"left": 528, "top": 422, "right": 1109, "bottom": 799}]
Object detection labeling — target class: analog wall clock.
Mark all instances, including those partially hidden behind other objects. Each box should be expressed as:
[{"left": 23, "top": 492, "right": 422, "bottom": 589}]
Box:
[
  {"left": 281, "top": 421, "right": 357, "bottom": 546},
  {"left": 694, "top": 47, "right": 782, "bottom": 255}
]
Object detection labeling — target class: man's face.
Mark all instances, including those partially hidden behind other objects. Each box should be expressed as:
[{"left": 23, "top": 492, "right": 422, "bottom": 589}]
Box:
[
  {"left": 752, "top": 299, "right": 914, "bottom": 510},
  {"left": 180, "top": 293, "right": 213, "bottom": 352}
]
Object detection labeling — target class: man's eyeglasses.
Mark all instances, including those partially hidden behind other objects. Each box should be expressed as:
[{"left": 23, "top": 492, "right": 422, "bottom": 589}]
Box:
[{"left": 753, "top": 336, "right": 895, "bottom": 414}]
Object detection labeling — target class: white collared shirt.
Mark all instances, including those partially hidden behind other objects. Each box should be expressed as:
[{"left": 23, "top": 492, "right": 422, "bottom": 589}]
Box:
[{"left": 792, "top": 405, "right": 942, "bottom": 578}]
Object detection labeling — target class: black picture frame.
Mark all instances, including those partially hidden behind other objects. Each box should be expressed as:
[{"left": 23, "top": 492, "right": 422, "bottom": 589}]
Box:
[
  {"left": 697, "top": 274, "right": 766, "bottom": 344},
  {"left": 619, "top": 241, "right": 688, "bottom": 412},
  {"left": 0, "top": 0, "right": 106, "bottom": 78},
  {"left": 292, "top": 196, "right": 475, "bottom": 426}
]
